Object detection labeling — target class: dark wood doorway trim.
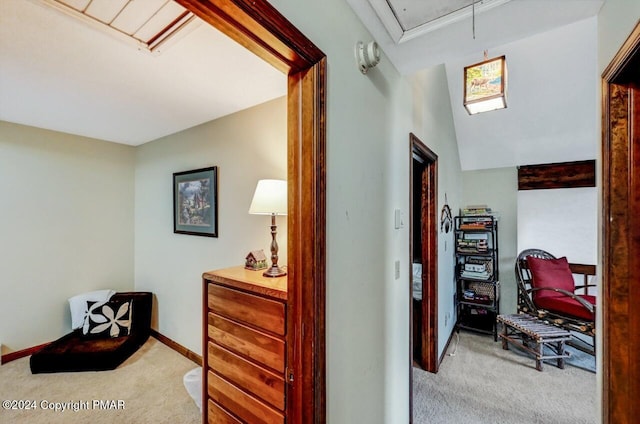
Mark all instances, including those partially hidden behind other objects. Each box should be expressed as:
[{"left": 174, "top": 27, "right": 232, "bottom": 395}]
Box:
[
  {"left": 409, "top": 133, "right": 438, "bottom": 421},
  {"left": 601, "top": 21, "right": 640, "bottom": 424},
  {"left": 176, "top": 1, "right": 327, "bottom": 422}
]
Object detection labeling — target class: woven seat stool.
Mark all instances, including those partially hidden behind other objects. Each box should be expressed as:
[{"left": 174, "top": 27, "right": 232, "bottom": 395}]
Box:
[{"left": 497, "top": 314, "right": 572, "bottom": 371}]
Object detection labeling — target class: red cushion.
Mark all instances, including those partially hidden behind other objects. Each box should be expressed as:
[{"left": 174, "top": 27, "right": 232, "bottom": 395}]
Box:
[
  {"left": 527, "top": 256, "right": 575, "bottom": 300},
  {"left": 535, "top": 295, "right": 596, "bottom": 321}
]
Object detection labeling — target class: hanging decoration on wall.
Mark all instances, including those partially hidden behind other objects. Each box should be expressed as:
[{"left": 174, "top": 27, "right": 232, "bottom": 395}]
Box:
[{"left": 440, "top": 194, "right": 453, "bottom": 233}]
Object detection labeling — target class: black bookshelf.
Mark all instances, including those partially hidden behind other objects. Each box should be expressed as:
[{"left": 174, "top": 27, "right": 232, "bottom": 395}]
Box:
[{"left": 454, "top": 215, "right": 500, "bottom": 341}]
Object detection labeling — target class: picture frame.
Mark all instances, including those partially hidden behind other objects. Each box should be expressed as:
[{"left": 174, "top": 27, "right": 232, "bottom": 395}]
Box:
[
  {"left": 463, "top": 55, "right": 507, "bottom": 114},
  {"left": 173, "top": 166, "right": 218, "bottom": 237}
]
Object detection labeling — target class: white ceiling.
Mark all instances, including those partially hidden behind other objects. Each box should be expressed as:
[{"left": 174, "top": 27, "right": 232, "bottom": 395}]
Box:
[
  {"left": 348, "top": 0, "right": 606, "bottom": 170},
  {"left": 0, "top": 0, "right": 286, "bottom": 146},
  {"left": 349, "top": 0, "right": 605, "bottom": 74},
  {"left": 1, "top": 0, "right": 609, "bottom": 170}
]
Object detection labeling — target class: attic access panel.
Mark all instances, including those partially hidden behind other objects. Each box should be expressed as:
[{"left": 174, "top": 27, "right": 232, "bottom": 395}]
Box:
[
  {"left": 40, "top": 0, "right": 200, "bottom": 53},
  {"left": 370, "top": 0, "right": 512, "bottom": 43},
  {"left": 389, "top": 0, "right": 474, "bottom": 31}
]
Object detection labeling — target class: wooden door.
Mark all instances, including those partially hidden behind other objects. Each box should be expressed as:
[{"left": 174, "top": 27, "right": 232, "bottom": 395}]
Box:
[
  {"left": 176, "top": 1, "right": 327, "bottom": 422},
  {"left": 601, "top": 21, "right": 640, "bottom": 424},
  {"left": 409, "top": 134, "right": 438, "bottom": 422}
]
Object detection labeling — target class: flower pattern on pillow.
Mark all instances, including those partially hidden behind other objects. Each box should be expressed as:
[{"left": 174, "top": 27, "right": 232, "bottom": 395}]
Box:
[{"left": 83, "top": 300, "right": 132, "bottom": 338}]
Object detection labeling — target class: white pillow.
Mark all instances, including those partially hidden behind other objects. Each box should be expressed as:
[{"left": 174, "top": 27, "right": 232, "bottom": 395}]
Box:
[{"left": 68, "top": 289, "right": 116, "bottom": 329}]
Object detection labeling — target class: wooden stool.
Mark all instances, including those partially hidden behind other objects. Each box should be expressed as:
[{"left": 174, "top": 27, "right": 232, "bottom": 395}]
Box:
[{"left": 497, "top": 314, "right": 572, "bottom": 371}]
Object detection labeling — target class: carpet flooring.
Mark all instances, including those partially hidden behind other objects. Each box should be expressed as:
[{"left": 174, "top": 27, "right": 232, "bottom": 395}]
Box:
[
  {"left": 0, "top": 337, "right": 201, "bottom": 424},
  {"left": 2, "top": 332, "right": 597, "bottom": 424},
  {"left": 413, "top": 332, "right": 597, "bottom": 424}
]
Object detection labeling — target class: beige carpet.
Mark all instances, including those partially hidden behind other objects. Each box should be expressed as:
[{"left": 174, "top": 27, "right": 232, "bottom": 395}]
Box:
[
  {"left": 0, "top": 338, "right": 201, "bottom": 424},
  {"left": 413, "top": 332, "right": 597, "bottom": 424}
]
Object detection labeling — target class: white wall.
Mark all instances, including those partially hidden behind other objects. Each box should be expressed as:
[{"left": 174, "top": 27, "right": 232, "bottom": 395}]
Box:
[
  {"left": 517, "top": 187, "right": 598, "bottom": 265},
  {"left": 0, "top": 121, "right": 135, "bottom": 353},
  {"left": 598, "top": 0, "right": 640, "bottom": 72},
  {"left": 134, "top": 97, "right": 287, "bottom": 354},
  {"left": 268, "top": 1, "right": 409, "bottom": 421},
  {"left": 446, "top": 17, "right": 599, "bottom": 171},
  {"left": 462, "top": 167, "right": 518, "bottom": 314},
  {"left": 409, "top": 65, "right": 464, "bottom": 356}
]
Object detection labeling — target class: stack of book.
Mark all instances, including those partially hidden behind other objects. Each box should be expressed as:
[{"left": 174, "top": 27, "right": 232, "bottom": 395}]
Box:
[
  {"left": 459, "top": 216, "right": 494, "bottom": 230},
  {"left": 461, "top": 205, "right": 493, "bottom": 216},
  {"left": 457, "top": 239, "right": 488, "bottom": 253},
  {"left": 460, "top": 257, "right": 493, "bottom": 280},
  {"left": 460, "top": 204, "right": 499, "bottom": 229},
  {"left": 462, "top": 288, "right": 491, "bottom": 304},
  {"left": 457, "top": 232, "right": 489, "bottom": 254},
  {"left": 463, "top": 289, "right": 477, "bottom": 300}
]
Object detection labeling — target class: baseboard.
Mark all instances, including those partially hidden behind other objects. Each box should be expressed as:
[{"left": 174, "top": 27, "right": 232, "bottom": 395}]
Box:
[
  {"left": 1, "top": 342, "right": 51, "bottom": 365},
  {"left": 150, "top": 329, "right": 202, "bottom": 366},
  {"left": 438, "top": 328, "right": 457, "bottom": 366},
  {"left": 1, "top": 332, "right": 202, "bottom": 367}
]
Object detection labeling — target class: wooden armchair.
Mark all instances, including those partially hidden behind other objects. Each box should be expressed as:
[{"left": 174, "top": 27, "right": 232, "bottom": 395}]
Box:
[{"left": 515, "top": 249, "right": 596, "bottom": 355}]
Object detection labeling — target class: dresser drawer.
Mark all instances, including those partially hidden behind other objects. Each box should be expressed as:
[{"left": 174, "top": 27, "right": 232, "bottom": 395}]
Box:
[
  {"left": 208, "top": 284, "right": 285, "bottom": 335},
  {"left": 209, "top": 313, "right": 285, "bottom": 373},
  {"left": 208, "top": 400, "right": 242, "bottom": 424},
  {"left": 209, "top": 371, "right": 285, "bottom": 424},
  {"left": 209, "top": 342, "right": 285, "bottom": 410}
]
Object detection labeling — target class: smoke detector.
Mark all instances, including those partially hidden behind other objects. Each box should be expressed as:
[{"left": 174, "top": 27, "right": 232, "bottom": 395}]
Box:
[{"left": 355, "top": 41, "right": 381, "bottom": 74}]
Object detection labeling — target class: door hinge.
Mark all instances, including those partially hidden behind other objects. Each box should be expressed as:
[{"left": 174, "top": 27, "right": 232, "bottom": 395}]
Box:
[{"left": 286, "top": 367, "right": 294, "bottom": 383}]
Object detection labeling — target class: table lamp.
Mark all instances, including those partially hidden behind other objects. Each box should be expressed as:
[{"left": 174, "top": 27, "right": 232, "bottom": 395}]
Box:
[{"left": 249, "top": 179, "right": 287, "bottom": 277}]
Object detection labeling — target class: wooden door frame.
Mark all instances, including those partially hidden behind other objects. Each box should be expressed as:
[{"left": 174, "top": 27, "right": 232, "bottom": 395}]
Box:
[
  {"left": 601, "top": 21, "right": 640, "bottom": 424},
  {"left": 409, "top": 133, "right": 438, "bottom": 420},
  {"left": 176, "top": 1, "right": 327, "bottom": 422}
]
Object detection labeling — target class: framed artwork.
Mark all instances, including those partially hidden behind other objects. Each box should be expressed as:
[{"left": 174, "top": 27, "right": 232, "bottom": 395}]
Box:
[
  {"left": 463, "top": 55, "right": 507, "bottom": 114},
  {"left": 173, "top": 166, "right": 218, "bottom": 237}
]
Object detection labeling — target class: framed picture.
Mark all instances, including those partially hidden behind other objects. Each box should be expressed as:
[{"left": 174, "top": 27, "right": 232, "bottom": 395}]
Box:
[{"left": 173, "top": 166, "right": 218, "bottom": 237}]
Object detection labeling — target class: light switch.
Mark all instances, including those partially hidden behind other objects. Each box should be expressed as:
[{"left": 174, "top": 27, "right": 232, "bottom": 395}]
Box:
[{"left": 394, "top": 209, "right": 404, "bottom": 229}]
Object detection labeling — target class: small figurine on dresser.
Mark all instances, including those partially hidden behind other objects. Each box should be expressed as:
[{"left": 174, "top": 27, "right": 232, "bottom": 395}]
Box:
[{"left": 245, "top": 249, "right": 268, "bottom": 271}]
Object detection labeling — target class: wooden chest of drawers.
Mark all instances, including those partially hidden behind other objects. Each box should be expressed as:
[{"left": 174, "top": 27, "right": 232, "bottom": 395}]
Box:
[{"left": 203, "top": 266, "right": 287, "bottom": 424}]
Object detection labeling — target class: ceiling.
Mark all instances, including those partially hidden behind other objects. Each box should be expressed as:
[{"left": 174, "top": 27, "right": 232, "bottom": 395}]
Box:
[
  {"left": 0, "top": 0, "right": 286, "bottom": 146},
  {"left": 1, "top": 0, "right": 608, "bottom": 170},
  {"left": 348, "top": 0, "right": 605, "bottom": 75},
  {"left": 348, "top": 0, "right": 605, "bottom": 170}
]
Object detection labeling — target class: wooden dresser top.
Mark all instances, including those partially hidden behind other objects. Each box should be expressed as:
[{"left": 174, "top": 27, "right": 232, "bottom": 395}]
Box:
[{"left": 203, "top": 266, "right": 287, "bottom": 300}]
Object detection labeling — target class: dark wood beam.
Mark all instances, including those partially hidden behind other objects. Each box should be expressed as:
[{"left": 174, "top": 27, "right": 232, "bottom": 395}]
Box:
[{"left": 518, "top": 160, "right": 595, "bottom": 190}]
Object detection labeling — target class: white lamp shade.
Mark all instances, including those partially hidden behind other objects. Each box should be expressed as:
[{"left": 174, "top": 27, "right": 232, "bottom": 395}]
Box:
[{"left": 249, "top": 179, "right": 287, "bottom": 215}]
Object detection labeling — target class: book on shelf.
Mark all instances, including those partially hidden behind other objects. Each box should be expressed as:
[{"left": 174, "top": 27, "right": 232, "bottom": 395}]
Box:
[
  {"left": 460, "top": 205, "right": 500, "bottom": 222},
  {"left": 457, "top": 238, "right": 488, "bottom": 253},
  {"left": 463, "top": 289, "right": 476, "bottom": 300},
  {"left": 462, "top": 205, "right": 492, "bottom": 216},
  {"left": 459, "top": 219, "right": 493, "bottom": 230},
  {"left": 463, "top": 232, "right": 488, "bottom": 240},
  {"left": 460, "top": 269, "right": 491, "bottom": 280},
  {"left": 464, "top": 262, "right": 486, "bottom": 272},
  {"left": 465, "top": 257, "right": 493, "bottom": 274}
]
